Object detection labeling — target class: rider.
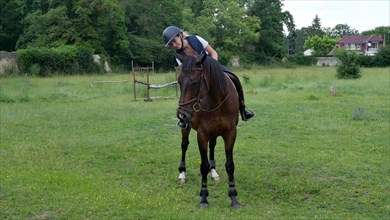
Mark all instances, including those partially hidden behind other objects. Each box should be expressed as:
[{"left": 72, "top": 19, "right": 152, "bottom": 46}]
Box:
[{"left": 162, "top": 26, "right": 255, "bottom": 128}]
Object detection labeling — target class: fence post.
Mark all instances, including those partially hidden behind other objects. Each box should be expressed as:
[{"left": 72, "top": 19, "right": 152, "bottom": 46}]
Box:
[
  {"left": 176, "top": 69, "right": 178, "bottom": 98},
  {"left": 132, "top": 61, "right": 177, "bottom": 101},
  {"left": 146, "top": 66, "right": 150, "bottom": 101}
]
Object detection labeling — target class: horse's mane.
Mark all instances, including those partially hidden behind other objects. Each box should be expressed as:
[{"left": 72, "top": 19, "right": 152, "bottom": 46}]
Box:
[
  {"left": 182, "top": 55, "right": 228, "bottom": 94},
  {"left": 181, "top": 56, "right": 196, "bottom": 77},
  {"left": 203, "top": 56, "right": 228, "bottom": 93}
]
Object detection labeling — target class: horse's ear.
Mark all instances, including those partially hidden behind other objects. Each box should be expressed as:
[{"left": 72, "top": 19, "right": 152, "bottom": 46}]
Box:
[
  {"left": 176, "top": 54, "right": 185, "bottom": 62},
  {"left": 195, "top": 54, "right": 207, "bottom": 64}
]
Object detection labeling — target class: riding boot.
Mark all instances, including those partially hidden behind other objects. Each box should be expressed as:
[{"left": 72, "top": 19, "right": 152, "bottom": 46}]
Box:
[
  {"left": 225, "top": 71, "right": 255, "bottom": 121},
  {"left": 239, "top": 102, "right": 255, "bottom": 121}
]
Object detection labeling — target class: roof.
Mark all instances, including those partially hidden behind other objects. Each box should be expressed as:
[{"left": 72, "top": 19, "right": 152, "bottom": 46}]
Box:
[
  {"left": 303, "top": 48, "right": 314, "bottom": 56},
  {"left": 337, "top": 35, "right": 384, "bottom": 44}
]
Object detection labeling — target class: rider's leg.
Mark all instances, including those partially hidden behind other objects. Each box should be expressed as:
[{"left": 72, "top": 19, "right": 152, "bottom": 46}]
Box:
[{"left": 224, "top": 71, "right": 255, "bottom": 121}]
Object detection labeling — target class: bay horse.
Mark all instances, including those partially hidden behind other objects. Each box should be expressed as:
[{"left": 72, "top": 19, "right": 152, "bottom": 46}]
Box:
[{"left": 176, "top": 54, "right": 241, "bottom": 208}]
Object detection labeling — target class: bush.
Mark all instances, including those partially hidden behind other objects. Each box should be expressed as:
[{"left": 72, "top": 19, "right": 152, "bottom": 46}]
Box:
[
  {"left": 217, "top": 49, "right": 233, "bottom": 66},
  {"left": 17, "top": 48, "right": 52, "bottom": 76},
  {"left": 76, "top": 47, "right": 101, "bottom": 73},
  {"left": 16, "top": 46, "right": 100, "bottom": 76},
  {"left": 334, "top": 48, "right": 361, "bottom": 79},
  {"left": 356, "top": 55, "right": 375, "bottom": 67},
  {"left": 374, "top": 45, "right": 390, "bottom": 67},
  {"left": 286, "top": 55, "right": 318, "bottom": 66},
  {"left": 355, "top": 45, "right": 390, "bottom": 67},
  {"left": 336, "top": 63, "right": 361, "bottom": 79},
  {"left": 281, "top": 59, "right": 296, "bottom": 69}
]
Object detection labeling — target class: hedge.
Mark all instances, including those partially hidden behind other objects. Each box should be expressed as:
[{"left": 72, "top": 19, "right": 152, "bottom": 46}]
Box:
[{"left": 16, "top": 45, "right": 101, "bottom": 76}]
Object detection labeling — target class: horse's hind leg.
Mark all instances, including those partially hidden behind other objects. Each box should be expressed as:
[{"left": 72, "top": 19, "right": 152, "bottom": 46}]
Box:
[
  {"left": 178, "top": 128, "right": 190, "bottom": 184},
  {"left": 209, "top": 137, "right": 220, "bottom": 181}
]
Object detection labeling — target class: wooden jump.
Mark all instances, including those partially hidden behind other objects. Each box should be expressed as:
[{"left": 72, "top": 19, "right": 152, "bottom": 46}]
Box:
[
  {"left": 132, "top": 61, "right": 177, "bottom": 101},
  {"left": 90, "top": 80, "right": 128, "bottom": 88}
]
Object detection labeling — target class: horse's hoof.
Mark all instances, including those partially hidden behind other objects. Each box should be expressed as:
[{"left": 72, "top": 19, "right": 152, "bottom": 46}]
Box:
[
  {"left": 210, "top": 169, "right": 220, "bottom": 181},
  {"left": 199, "top": 203, "right": 209, "bottom": 208},
  {"left": 177, "top": 178, "right": 186, "bottom": 184},
  {"left": 231, "top": 202, "right": 241, "bottom": 209},
  {"left": 230, "top": 197, "right": 241, "bottom": 209},
  {"left": 211, "top": 176, "right": 220, "bottom": 181}
]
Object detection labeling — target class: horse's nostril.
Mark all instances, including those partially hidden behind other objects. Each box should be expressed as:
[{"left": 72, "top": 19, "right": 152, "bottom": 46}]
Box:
[{"left": 178, "top": 113, "right": 185, "bottom": 120}]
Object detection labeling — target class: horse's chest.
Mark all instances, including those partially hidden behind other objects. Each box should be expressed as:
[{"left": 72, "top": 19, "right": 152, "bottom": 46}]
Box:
[{"left": 191, "top": 114, "right": 223, "bottom": 131}]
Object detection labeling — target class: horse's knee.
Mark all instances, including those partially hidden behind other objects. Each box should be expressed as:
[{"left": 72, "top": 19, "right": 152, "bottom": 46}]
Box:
[{"left": 181, "top": 141, "right": 189, "bottom": 151}]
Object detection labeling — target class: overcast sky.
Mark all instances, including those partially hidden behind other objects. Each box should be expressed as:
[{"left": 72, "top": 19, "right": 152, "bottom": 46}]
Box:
[{"left": 282, "top": 0, "right": 390, "bottom": 33}]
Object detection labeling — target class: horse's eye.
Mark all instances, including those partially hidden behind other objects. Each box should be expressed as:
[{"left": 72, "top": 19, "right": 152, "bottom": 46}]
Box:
[{"left": 190, "top": 78, "right": 199, "bottom": 85}]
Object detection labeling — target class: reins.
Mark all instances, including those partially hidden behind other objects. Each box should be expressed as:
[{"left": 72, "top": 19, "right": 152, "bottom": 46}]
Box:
[{"left": 200, "top": 89, "right": 230, "bottom": 112}]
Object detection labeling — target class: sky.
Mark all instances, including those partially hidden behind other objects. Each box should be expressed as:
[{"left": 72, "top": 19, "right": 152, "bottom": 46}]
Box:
[{"left": 282, "top": 0, "right": 390, "bottom": 33}]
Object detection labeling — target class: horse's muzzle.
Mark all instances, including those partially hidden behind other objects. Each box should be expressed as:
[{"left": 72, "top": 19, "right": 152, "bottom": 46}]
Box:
[{"left": 177, "top": 111, "right": 190, "bottom": 128}]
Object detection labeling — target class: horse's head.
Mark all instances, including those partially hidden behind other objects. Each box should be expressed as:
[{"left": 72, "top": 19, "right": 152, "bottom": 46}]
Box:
[{"left": 176, "top": 54, "right": 207, "bottom": 127}]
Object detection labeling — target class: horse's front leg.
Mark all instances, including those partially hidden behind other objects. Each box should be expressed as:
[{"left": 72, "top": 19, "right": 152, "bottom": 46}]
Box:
[
  {"left": 198, "top": 132, "right": 210, "bottom": 208},
  {"left": 178, "top": 127, "right": 190, "bottom": 184},
  {"left": 209, "top": 136, "right": 220, "bottom": 181},
  {"left": 224, "top": 129, "right": 241, "bottom": 208}
]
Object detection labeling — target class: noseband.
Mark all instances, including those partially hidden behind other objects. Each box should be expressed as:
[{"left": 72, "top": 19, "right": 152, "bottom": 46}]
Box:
[{"left": 177, "top": 64, "right": 230, "bottom": 118}]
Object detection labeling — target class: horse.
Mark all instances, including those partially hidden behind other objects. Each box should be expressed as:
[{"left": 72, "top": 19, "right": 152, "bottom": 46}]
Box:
[{"left": 176, "top": 53, "right": 241, "bottom": 208}]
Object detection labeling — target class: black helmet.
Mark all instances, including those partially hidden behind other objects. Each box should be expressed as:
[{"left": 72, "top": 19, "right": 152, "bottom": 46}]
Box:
[{"left": 162, "top": 26, "right": 182, "bottom": 47}]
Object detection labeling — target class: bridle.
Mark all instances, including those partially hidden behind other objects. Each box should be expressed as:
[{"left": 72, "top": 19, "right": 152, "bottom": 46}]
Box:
[{"left": 177, "top": 64, "right": 230, "bottom": 118}]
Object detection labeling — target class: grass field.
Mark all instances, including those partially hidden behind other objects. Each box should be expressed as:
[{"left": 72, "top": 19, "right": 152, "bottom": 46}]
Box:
[{"left": 0, "top": 67, "right": 389, "bottom": 219}]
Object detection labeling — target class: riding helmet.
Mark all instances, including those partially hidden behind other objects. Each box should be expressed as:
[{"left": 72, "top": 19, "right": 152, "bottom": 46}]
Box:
[{"left": 162, "top": 26, "right": 182, "bottom": 47}]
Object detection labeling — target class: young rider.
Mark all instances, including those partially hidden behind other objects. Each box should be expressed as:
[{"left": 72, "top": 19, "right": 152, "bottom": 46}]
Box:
[{"left": 162, "top": 26, "right": 255, "bottom": 128}]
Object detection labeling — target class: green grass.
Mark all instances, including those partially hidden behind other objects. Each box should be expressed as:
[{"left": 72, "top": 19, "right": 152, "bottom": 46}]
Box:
[{"left": 1, "top": 67, "right": 389, "bottom": 219}]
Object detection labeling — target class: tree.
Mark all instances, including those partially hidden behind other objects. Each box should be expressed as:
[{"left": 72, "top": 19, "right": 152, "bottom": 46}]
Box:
[
  {"left": 16, "top": 0, "right": 130, "bottom": 65},
  {"left": 16, "top": 6, "right": 77, "bottom": 48},
  {"left": 362, "top": 26, "right": 390, "bottom": 46},
  {"left": 295, "top": 27, "right": 311, "bottom": 54},
  {"left": 307, "top": 14, "right": 325, "bottom": 37},
  {"left": 175, "top": 0, "right": 260, "bottom": 64},
  {"left": 294, "top": 15, "right": 326, "bottom": 54},
  {"left": 0, "top": 0, "right": 26, "bottom": 51},
  {"left": 247, "top": 0, "right": 286, "bottom": 63},
  {"left": 118, "top": 0, "right": 185, "bottom": 69},
  {"left": 82, "top": 0, "right": 129, "bottom": 64},
  {"left": 283, "top": 11, "right": 296, "bottom": 55},
  {"left": 304, "top": 35, "right": 338, "bottom": 57},
  {"left": 180, "top": 0, "right": 215, "bottom": 42},
  {"left": 330, "top": 24, "right": 359, "bottom": 37}
]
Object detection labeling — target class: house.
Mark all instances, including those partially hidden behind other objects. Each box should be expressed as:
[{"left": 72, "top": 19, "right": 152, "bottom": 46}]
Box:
[
  {"left": 303, "top": 48, "right": 314, "bottom": 56},
  {"left": 335, "top": 35, "right": 384, "bottom": 56}
]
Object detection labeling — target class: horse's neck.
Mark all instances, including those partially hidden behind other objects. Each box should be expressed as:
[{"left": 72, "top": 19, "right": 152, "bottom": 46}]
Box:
[{"left": 205, "top": 73, "right": 229, "bottom": 103}]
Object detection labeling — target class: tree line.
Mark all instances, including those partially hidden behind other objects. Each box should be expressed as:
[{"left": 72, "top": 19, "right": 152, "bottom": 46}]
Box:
[{"left": 1, "top": 0, "right": 389, "bottom": 72}]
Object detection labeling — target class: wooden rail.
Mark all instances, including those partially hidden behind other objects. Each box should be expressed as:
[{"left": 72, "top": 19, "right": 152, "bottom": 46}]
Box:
[{"left": 132, "top": 61, "right": 177, "bottom": 101}]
